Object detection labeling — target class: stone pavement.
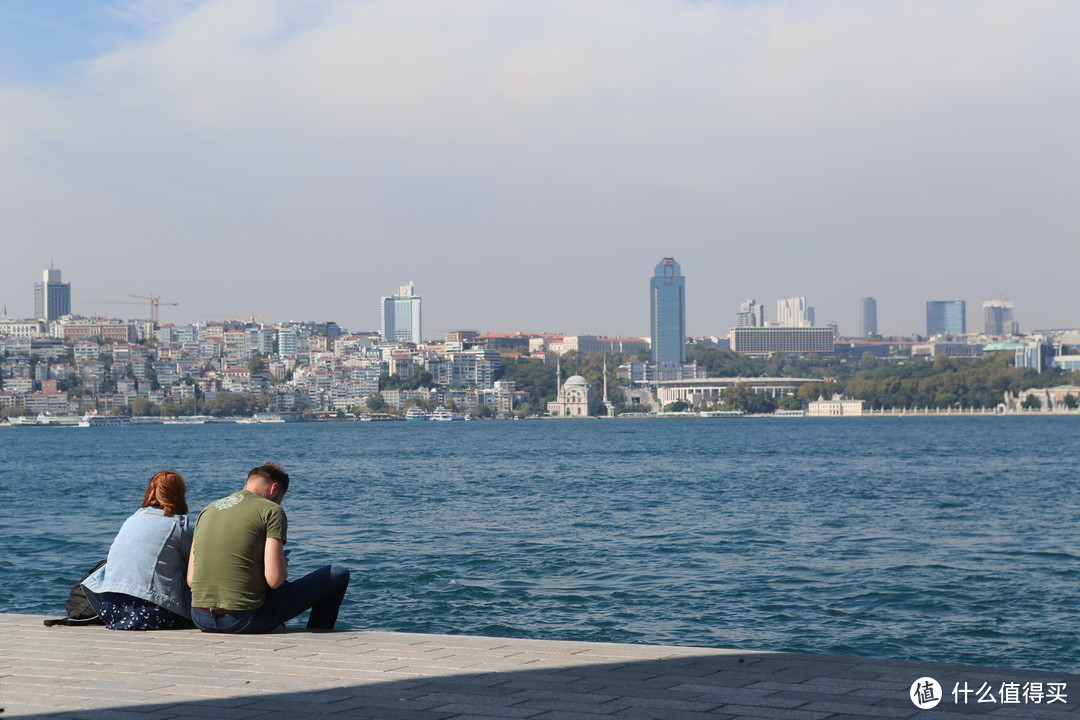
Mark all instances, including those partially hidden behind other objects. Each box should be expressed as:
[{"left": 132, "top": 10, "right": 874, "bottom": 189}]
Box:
[{"left": 1, "top": 614, "right": 1076, "bottom": 720}]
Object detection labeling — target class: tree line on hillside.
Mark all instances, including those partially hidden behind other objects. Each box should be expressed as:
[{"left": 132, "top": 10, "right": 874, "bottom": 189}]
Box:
[
  {"left": 502, "top": 347, "right": 1080, "bottom": 413},
  {"left": 685, "top": 346, "right": 1080, "bottom": 410}
]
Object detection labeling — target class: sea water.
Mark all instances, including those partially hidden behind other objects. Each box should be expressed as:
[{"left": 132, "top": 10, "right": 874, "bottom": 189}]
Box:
[{"left": 1, "top": 417, "right": 1076, "bottom": 672}]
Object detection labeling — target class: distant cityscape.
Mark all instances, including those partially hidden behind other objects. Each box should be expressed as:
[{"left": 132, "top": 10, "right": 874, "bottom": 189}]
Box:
[{"left": 2, "top": 262, "right": 1078, "bottom": 420}]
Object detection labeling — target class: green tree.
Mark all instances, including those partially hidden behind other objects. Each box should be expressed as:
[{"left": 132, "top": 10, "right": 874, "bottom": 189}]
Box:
[
  {"left": 469, "top": 403, "right": 494, "bottom": 419},
  {"left": 365, "top": 392, "right": 388, "bottom": 411},
  {"left": 776, "top": 395, "right": 802, "bottom": 411},
  {"left": 202, "top": 392, "right": 258, "bottom": 417},
  {"left": 130, "top": 397, "right": 158, "bottom": 416},
  {"left": 796, "top": 382, "right": 824, "bottom": 402},
  {"left": 934, "top": 392, "right": 958, "bottom": 408},
  {"left": 499, "top": 358, "right": 557, "bottom": 404},
  {"left": 663, "top": 400, "right": 691, "bottom": 412},
  {"left": 380, "top": 368, "right": 433, "bottom": 390},
  {"left": 1021, "top": 394, "right": 1042, "bottom": 410},
  {"left": 721, "top": 383, "right": 776, "bottom": 413},
  {"left": 63, "top": 372, "right": 84, "bottom": 398},
  {"left": 685, "top": 345, "right": 767, "bottom": 377},
  {"left": 1063, "top": 394, "right": 1078, "bottom": 410},
  {"left": 858, "top": 352, "right": 881, "bottom": 370}
]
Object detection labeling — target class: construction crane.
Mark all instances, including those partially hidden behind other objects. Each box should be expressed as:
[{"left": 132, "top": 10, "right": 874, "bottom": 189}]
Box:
[{"left": 86, "top": 294, "right": 179, "bottom": 325}]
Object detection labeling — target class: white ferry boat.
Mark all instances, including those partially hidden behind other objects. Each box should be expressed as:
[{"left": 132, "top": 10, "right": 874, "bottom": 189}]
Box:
[
  {"left": 404, "top": 407, "right": 429, "bottom": 421},
  {"left": 429, "top": 407, "right": 464, "bottom": 421},
  {"left": 9, "top": 413, "right": 83, "bottom": 427},
  {"left": 78, "top": 415, "right": 132, "bottom": 427},
  {"left": 699, "top": 410, "right": 745, "bottom": 418},
  {"left": 253, "top": 412, "right": 300, "bottom": 423},
  {"left": 363, "top": 412, "right": 401, "bottom": 422}
]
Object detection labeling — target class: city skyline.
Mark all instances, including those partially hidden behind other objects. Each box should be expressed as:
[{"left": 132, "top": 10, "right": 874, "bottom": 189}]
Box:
[
  {"left": 2, "top": 2, "right": 1079, "bottom": 336},
  {"left": 2, "top": 262, "right": 1052, "bottom": 340}
]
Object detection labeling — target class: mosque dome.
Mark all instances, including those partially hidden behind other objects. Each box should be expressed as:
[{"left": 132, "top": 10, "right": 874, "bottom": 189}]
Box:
[{"left": 564, "top": 375, "right": 588, "bottom": 386}]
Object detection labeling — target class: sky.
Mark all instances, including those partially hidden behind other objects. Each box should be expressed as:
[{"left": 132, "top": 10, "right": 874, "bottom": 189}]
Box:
[{"left": 1, "top": 0, "right": 1078, "bottom": 339}]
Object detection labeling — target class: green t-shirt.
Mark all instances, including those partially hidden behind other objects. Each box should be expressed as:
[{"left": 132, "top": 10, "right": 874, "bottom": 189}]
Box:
[{"left": 191, "top": 490, "right": 288, "bottom": 610}]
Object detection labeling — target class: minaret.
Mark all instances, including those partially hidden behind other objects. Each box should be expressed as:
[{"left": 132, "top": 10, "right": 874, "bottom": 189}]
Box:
[
  {"left": 556, "top": 355, "right": 562, "bottom": 398},
  {"left": 602, "top": 361, "right": 608, "bottom": 416},
  {"left": 602, "top": 360, "right": 617, "bottom": 417}
]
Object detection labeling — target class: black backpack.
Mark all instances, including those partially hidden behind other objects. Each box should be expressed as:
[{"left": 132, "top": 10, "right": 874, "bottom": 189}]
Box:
[{"left": 43, "top": 560, "right": 107, "bottom": 627}]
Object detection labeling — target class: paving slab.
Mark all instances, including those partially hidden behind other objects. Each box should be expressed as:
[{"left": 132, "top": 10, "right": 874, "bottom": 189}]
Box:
[{"left": 1, "top": 613, "right": 1076, "bottom": 719}]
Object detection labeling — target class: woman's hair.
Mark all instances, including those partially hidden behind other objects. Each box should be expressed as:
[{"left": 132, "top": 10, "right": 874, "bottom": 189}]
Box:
[{"left": 141, "top": 470, "right": 188, "bottom": 516}]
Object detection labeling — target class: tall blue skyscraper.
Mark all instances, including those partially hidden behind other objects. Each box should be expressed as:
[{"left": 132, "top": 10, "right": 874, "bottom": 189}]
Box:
[
  {"left": 926, "top": 300, "right": 966, "bottom": 336},
  {"left": 860, "top": 297, "right": 878, "bottom": 336},
  {"left": 650, "top": 258, "right": 685, "bottom": 364},
  {"left": 34, "top": 267, "right": 71, "bottom": 321}
]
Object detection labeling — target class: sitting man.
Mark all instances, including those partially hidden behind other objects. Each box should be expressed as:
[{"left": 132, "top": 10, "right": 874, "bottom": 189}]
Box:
[{"left": 188, "top": 462, "right": 350, "bottom": 633}]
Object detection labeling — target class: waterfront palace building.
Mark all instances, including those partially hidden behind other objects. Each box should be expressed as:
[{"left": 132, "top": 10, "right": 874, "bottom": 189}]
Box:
[{"left": 656, "top": 377, "right": 819, "bottom": 408}]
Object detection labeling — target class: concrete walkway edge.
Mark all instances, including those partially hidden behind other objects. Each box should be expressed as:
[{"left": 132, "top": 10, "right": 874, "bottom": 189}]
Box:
[{"left": 1, "top": 613, "right": 1076, "bottom": 719}]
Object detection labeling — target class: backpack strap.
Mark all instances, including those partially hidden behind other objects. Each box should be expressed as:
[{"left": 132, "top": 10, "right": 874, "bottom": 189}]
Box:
[{"left": 43, "top": 616, "right": 104, "bottom": 627}]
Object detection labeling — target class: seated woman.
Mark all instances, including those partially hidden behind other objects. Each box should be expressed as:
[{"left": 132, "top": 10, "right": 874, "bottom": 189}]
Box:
[{"left": 83, "top": 471, "right": 195, "bottom": 630}]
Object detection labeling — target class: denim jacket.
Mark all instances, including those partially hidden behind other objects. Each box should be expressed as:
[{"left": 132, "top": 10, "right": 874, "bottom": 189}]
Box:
[{"left": 83, "top": 507, "right": 193, "bottom": 618}]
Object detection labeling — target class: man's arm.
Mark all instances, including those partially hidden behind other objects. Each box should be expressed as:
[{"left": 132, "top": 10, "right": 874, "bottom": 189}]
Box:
[
  {"left": 264, "top": 537, "right": 287, "bottom": 589},
  {"left": 187, "top": 545, "right": 195, "bottom": 587}
]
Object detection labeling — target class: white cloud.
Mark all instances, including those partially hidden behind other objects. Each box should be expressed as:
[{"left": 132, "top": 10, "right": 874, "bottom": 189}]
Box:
[{"left": 1, "top": 0, "right": 1078, "bottom": 334}]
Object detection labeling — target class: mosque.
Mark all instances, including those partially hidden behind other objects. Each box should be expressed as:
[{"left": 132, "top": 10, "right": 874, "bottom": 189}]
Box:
[
  {"left": 546, "top": 359, "right": 615, "bottom": 417},
  {"left": 546, "top": 374, "right": 594, "bottom": 417}
]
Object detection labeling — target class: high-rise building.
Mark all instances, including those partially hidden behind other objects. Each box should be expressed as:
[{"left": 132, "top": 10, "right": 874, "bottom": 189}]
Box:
[
  {"left": 730, "top": 327, "right": 834, "bottom": 356},
  {"left": 381, "top": 281, "right": 422, "bottom": 344},
  {"left": 650, "top": 258, "right": 685, "bottom": 364},
  {"left": 33, "top": 268, "right": 71, "bottom": 321},
  {"left": 860, "top": 297, "right": 878, "bottom": 336},
  {"left": 982, "top": 299, "right": 1016, "bottom": 335},
  {"left": 735, "top": 298, "right": 765, "bottom": 328},
  {"left": 926, "top": 300, "right": 966, "bottom": 336},
  {"left": 776, "top": 296, "right": 813, "bottom": 327}
]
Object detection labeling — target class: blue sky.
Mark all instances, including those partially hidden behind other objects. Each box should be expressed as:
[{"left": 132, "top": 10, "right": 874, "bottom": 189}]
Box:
[
  {"left": 1, "top": 0, "right": 1078, "bottom": 338},
  {"left": 0, "top": 2, "right": 128, "bottom": 83}
]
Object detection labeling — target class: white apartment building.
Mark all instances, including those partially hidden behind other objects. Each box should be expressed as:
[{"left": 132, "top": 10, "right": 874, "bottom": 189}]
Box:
[
  {"left": 381, "top": 282, "right": 422, "bottom": 344},
  {"left": 776, "top": 297, "right": 814, "bottom": 328}
]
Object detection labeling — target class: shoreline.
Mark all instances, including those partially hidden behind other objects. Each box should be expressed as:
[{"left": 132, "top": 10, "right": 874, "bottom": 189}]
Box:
[{"left": 4, "top": 409, "right": 1080, "bottom": 427}]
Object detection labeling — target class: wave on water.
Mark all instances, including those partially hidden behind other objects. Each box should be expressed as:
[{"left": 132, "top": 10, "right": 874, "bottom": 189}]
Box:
[{"left": 2, "top": 417, "right": 1077, "bottom": 672}]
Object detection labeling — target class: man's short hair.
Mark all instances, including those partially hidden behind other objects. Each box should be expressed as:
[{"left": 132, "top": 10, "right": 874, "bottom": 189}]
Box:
[{"left": 248, "top": 462, "right": 290, "bottom": 494}]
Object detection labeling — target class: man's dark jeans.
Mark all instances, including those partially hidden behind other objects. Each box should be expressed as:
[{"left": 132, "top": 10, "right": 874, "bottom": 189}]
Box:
[{"left": 192, "top": 565, "right": 350, "bottom": 633}]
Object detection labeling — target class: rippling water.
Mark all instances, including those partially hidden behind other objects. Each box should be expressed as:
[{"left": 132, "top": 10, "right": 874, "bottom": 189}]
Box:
[{"left": 1, "top": 417, "right": 1077, "bottom": 672}]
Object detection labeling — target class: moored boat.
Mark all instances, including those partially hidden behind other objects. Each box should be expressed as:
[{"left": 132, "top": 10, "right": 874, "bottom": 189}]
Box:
[
  {"left": 78, "top": 414, "right": 132, "bottom": 427},
  {"left": 9, "top": 413, "right": 83, "bottom": 427}
]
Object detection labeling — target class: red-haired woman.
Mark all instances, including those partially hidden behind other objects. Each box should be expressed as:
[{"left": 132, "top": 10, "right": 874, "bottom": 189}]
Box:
[{"left": 82, "top": 471, "right": 195, "bottom": 630}]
